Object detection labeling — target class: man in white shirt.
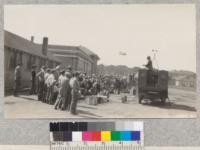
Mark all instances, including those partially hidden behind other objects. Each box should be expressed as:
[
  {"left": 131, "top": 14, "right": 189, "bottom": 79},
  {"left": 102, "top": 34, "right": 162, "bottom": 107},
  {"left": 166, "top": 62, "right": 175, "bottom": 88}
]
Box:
[
  {"left": 46, "top": 69, "right": 56, "bottom": 104},
  {"left": 54, "top": 70, "right": 67, "bottom": 110},
  {"left": 69, "top": 72, "right": 80, "bottom": 115},
  {"left": 43, "top": 68, "right": 50, "bottom": 103}
]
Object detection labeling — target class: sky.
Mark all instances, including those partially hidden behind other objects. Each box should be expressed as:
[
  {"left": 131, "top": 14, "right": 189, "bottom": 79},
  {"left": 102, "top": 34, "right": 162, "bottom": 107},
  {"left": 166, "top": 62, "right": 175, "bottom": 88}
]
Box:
[{"left": 4, "top": 4, "right": 196, "bottom": 72}]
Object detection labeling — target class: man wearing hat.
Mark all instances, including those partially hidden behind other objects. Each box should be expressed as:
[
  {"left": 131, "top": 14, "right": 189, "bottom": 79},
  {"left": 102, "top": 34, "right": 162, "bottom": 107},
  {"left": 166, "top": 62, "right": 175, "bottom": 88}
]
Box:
[
  {"left": 54, "top": 65, "right": 60, "bottom": 81},
  {"left": 13, "top": 63, "right": 22, "bottom": 96},
  {"left": 67, "top": 65, "right": 72, "bottom": 74},
  {"left": 64, "top": 71, "right": 72, "bottom": 111},
  {"left": 54, "top": 70, "right": 67, "bottom": 110},
  {"left": 144, "top": 56, "right": 153, "bottom": 70},
  {"left": 144, "top": 56, "right": 154, "bottom": 85},
  {"left": 37, "top": 66, "right": 46, "bottom": 101},
  {"left": 69, "top": 72, "right": 80, "bottom": 115},
  {"left": 43, "top": 68, "right": 51, "bottom": 103},
  {"left": 46, "top": 68, "right": 57, "bottom": 104},
  {"left": 30, "top": 64, "right": 37, "bottom": 95}
]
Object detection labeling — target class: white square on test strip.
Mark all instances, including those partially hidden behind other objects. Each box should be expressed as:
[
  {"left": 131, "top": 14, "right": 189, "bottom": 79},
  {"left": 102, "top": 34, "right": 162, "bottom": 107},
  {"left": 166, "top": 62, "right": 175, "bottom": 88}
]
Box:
[
  {"left": 50, "top": 132, "right": 53, "bottom": 142},
  {"left": 72, "top": 132, "right": 82, "bottom": 141},
  {"left": 115, "top": 121, "right": 125, "bottom": 130},
  {"left": 124, "top": 121, "right": 135, "bottom": 130},
  {"left": 133, "top": 121, "right": 143, "bottom": 131}
]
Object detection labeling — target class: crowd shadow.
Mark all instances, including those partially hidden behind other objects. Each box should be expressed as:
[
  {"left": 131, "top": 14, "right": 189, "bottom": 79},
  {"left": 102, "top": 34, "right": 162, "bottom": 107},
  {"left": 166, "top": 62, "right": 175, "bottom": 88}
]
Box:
[
  {"left": 142, "top": 100, "right": 196, "bottom": 112},
  {"left": 4, "top": 101, "right": 15, "bottom": 105},
  {"left": 18, "top": 95, "right": 37, "bottom": 101},
  {"left": 78, "top": 109, "right": 102, "bottom": 118},
  {"left": 78, "top": 105, "right": 97, "bottom": 110}
]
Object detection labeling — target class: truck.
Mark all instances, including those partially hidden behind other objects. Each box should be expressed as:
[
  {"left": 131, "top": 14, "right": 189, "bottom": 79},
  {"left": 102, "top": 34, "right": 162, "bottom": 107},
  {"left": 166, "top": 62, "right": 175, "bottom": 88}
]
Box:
[{"left": 136, "top": 69, "right": 168, "bottom": 104}]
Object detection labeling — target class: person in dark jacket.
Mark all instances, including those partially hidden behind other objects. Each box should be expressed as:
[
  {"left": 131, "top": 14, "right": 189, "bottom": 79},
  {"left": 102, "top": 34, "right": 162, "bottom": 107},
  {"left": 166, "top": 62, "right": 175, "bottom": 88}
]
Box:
[
  {"left": 37, "top": 66, "right": 46, "bottom": 101},
  {"left": 144, "top": 56, "right": 154, "bottom": 85},
  {"left": 30, "top": 64, "right": 37, "bottom": 95},
  {"left": 144, "top": 56, "right": 153, "bottom": 70}
]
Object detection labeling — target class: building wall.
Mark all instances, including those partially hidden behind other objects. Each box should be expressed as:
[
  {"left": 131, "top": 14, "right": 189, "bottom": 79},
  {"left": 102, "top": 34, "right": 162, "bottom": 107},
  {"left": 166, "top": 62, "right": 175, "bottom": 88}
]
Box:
[
  {"left": 4, "top": 46, "right": 60, "bottom": 91},
  {"left": 53, "top": 54, "right": 93, "bottom": 75},
  {"left": 77, "top": 57, "right": 92, "bottom": 75},
  {"left": 55, "top": 56, "right": 78, "bottom": 71},
  {"left": 91, "top": 58, "right": 98, "bottom": 75},
  {"left": 49, "top": 48, "right": 99, "bottom": 75}
]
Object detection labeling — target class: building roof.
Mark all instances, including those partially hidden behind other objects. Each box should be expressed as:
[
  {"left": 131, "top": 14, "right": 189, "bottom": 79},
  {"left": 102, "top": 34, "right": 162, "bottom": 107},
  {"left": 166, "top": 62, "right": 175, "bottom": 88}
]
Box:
[
  {"left": 79, "top": 46, "right": 100, "bottom": 60},
  {"left": 48, "top": 44, "right": 100, "bottom": 60},
  {"left": 48, "top": 45, "right": 93, "bottom": 63},
  {"left": 4, "top": 30, "right": 61, "bottom": 63}
]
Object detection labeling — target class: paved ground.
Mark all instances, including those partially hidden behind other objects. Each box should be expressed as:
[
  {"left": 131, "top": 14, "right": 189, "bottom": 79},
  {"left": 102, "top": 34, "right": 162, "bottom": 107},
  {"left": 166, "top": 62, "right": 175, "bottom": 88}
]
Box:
[{"left": 4, "top": 88, "right": 197, "bottom": 118}]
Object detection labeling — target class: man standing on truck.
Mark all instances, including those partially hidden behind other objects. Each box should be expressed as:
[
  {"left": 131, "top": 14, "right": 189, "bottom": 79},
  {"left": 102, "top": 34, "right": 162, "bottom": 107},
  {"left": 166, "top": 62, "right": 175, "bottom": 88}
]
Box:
[
  {"left": 144, "top": 56, "right": 153, "bottom": 70},
  {"left": 144, "top": 56, "right": 154, "bottom": 85}
]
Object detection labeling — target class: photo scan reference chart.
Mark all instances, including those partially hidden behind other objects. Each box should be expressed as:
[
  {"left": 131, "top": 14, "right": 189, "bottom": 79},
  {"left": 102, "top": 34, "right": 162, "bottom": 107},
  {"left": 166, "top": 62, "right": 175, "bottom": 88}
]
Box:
[{"left": 50, "top": 121, "right": 144, "bottom": 150}]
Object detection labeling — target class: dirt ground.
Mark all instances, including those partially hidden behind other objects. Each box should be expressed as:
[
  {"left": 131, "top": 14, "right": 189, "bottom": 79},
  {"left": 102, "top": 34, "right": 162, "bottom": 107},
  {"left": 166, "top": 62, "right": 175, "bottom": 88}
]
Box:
[{"left": 4, "top": 88, "right": 197, "bottom": 119}]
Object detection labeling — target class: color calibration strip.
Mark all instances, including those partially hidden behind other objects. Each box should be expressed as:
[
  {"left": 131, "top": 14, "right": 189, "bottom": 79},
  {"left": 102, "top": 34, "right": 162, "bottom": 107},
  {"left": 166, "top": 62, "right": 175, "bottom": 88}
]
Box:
[{"left": 50, "top": 121, "right": 144, "bottom": 150}]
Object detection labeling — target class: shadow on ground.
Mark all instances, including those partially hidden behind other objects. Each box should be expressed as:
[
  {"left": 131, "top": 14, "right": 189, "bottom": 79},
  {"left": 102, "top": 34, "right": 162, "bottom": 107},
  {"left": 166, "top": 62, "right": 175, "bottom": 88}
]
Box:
[
  {"left": 78, "top": 109, "right": 102, "bottom": 118},
  {"left": 142, "top": 101, "right": 196, "bottom": 112}
]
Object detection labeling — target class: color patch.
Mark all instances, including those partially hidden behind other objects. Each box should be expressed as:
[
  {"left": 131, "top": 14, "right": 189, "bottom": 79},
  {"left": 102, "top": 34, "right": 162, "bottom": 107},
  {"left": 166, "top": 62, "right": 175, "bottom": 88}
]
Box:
[
  {"left": 78, "top": 122, "right": 88, "bottom": 131},
  {"left": 50, "top": 123, "right": 59, "bottom": 131},
  {"left": 53, "top": 131, "right": 63, "bottom": 141},
  {"left": 72, "top": 132, "right": 82, "bottom": 141},
  {"left": 91, "top": 131, "right": 101, "bottom": 141},
  {"left": 63, "top": 131, "right": 72, "bottom": 141},
  {"left": 111, "top": 131, "right": 120, "bottom": 141},
  {"left": 82, "top": 131, "right": 92, "bottom": 141},
  {"left": 120, "top": 131, "right": 131, "bottom": 141},
  {"left": 50, "top": 132, "right": 54, "bottom": 142},
  {"left": 101, "top": 131, "right": 111, "bottom": 141},
  {"left": 131, "top": 131, "right": 140, "bottom": 141}
]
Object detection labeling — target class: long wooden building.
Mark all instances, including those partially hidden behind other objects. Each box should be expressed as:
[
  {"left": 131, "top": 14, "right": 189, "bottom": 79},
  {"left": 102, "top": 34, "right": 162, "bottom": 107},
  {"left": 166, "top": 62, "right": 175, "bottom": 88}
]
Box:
[
  {"left": 4, "top": 30, "right": 100, "bottom": 92},
  {"left": 4, "top": 30, "right": 61, "bottom": 91}
]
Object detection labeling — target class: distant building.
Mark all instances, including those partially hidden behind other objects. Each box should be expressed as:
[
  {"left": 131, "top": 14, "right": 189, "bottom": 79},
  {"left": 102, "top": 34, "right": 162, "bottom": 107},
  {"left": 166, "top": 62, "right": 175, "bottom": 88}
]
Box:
[
  {"left": 4, "top": 30, "right": 61, "bottom": 91},
  {"left": 48, "top": 45, "right": 99, "bottom": 75},
  {"left": 169, "top": 75, "right": 196, "bottom": 89}
]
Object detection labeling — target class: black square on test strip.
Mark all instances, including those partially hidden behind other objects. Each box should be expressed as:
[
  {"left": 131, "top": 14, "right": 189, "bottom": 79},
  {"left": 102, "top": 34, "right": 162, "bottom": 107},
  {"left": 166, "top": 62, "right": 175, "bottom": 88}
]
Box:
[
  {"left": 78, "top": 122, "right": 88, "bottom": 131},
  {"left": 72, "top": 122, "right": 79, "bottom": 131},
  {"left": 50, "top": 122, "right": 59, "bottom": 131},
  {"left": 59, "top": 122, "right": 69, "bottom": 131}
]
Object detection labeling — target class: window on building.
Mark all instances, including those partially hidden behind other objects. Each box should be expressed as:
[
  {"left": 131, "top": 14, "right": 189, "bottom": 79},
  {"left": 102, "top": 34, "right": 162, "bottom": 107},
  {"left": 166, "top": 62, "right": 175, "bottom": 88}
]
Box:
[
  {"left": 9, "top": 50, "right": 17, "bottom": 69},
  {"left": 4, "top": 48, "right": 10, "bottom": 70},
  {"left": 16, "top": 51, "right": 23, "bottom": 65},
  {"left": 26, "top": 55, "right": 32, "bottom": 70},
  {"left": 31, "top": 56, "right": 36, "bottom": 65},
  {"left": 39, "top": 58, "right": 42, "bottom": 68},
  {"left": 48, "top": 60, "right": 53, "bottom": 68}
]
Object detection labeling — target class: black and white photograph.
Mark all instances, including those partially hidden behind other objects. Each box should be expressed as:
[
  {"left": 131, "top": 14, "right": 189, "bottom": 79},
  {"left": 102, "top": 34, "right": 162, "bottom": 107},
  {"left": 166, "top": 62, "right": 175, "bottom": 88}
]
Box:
[{"left": 4, "top": 4, "right": 196, "bottom": 118}]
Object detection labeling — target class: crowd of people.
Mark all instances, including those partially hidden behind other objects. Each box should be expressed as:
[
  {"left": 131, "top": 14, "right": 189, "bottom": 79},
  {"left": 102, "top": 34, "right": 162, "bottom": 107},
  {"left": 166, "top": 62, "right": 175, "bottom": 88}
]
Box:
[
  {"left": 13, "top": 56, "right": 152, "bottom": 115},
  {"left": 14, "top": 64, "right": 136, "bottom": 115}
]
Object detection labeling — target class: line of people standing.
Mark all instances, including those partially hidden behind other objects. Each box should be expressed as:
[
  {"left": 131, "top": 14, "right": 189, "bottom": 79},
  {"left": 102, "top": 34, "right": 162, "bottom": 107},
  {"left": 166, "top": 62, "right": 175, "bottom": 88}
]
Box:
[
  {"left": 14, "top": 64, "right": 80, "bottom": 115},
  {"left": 13, "top": 63, "right": 139, "bottom": 115},
  {"left": 35, "top": 65, "right": 80, "bottom": 115}
]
